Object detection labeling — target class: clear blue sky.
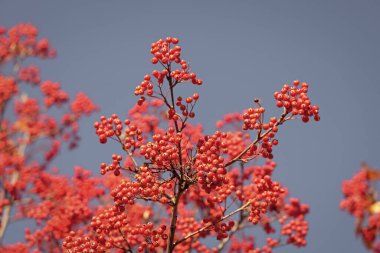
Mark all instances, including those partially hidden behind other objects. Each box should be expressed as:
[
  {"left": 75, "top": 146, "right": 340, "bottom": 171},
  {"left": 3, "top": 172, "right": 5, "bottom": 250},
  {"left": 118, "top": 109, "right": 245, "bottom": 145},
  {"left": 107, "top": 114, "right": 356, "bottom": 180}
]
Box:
[{"left": 1, "top": 1, "right": 380, "bottom": 252}]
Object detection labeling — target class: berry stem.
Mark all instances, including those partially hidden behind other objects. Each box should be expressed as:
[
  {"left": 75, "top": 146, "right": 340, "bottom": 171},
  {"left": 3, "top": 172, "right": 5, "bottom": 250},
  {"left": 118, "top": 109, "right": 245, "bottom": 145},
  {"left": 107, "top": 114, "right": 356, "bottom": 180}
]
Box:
[
  {"left": 174, "top": 200, "right": 252, "bottom": 247},
  {"left": 0, "top": 60, "right": 27, "bottom": 241},
  {"left": 168, "top": 187, "right": 185, "bottom": 253},
  {"left": 225, "top": 109, "right": 288, "bottom": 167}
]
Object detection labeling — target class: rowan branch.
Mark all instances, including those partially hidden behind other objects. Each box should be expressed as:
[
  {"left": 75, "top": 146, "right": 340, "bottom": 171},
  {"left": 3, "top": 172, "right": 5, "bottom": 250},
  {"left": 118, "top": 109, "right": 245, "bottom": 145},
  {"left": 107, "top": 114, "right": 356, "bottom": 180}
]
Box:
[
  {"left": 224, "top": 109, "right": 288, "bottom": 167},
  {"left": 174, "top": 200, "right": 252, "bottom": 247}
]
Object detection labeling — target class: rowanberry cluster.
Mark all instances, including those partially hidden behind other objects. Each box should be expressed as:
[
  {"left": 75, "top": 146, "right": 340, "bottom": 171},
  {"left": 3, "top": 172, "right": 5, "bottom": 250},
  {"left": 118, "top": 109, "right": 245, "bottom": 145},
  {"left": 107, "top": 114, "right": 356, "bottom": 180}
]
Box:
[
  {"left": 94, "top": 114, "right": 124, "bottom": 144},
  {"left": 111, "top": 167, "right": 172, "bottom": 209},
  {"left": 135, "top": 74, "right": 154, "bottom": 97},
  {"left": 123, "top": 119, "right": 144, "bottom": 150},
  {"left": 222, "top": 132, "right": 249, "bottom": 160},
  {"left": 24, "top": 167, "right": 103, "bottom": 251},
  {"left": 251, "top": 160, "right": 277, "bottom": 178},
  {"left": 70, "top": 92, "right": 98, "bottom": 117},
  {"left": 0, "top": 75, "right": 17, "bottom": 105},
  {"left": 0, "top": 23, "right": 55, "bottom": 63},
  {"left": 150, "top": 37, "right": 180, "bottom": 64},
  {"left": 281, "top": 216, "right": 308, "bottom": 247},
  {"left": 255, "top": 120, "right": 279, "bottom": 160},
  {"left": 63, "top": 231, "right": 110, "bottom": 253},
  {"left": 40, "top": 80, "right": 69, "bottom": 108},
  {"left": 175, "top": 93, "right": 199, "bottom": 119},
  {"left": 235, "top": 161, "right": 278, "bottom": 203},
  {"left": 203, "top": 217, "right": 235, "bottom": 241},
  {"left": 173, "top": 215, "right": 205, "bottom": 252},
  {"left": 249, "top": 175, "right": 284, "bottom": 224},
  {"left": 241, "top": 105, "right": 279, "bottom": 159},
  {"left": 340, "top": 168, "right": 372, "bottom": 218},
  {"left": 90, "top": 206, "right": 128, "bottom": 235},
  {"left": 94, "top": 114, "right": 145, "bottom": 152},
  {"left": 100, "top": 154, "right": 123, "bottom": 176},
  {"left": 266, "top": 237, "right": 280, "bottom": 248},
  {"left": 140, "top": 127, "right": 181, "bottom": 167},
  {"left": 341, "top": 164, "right": 380, "bottom": 251},
  {"left": 14, "top": 97, "right": 40, "bottom": 119},
  {"left": 18, "top": 64, "right": 40, "bottom": 85},
  {"left": 230, "top": 236, "right": 255, "bottom": 252},
  {"left": 363, "top": 214, "right": 380, "bottom": 251},
  {"left": 274, "top": 80, "right": 320, "bottom": 123},
  {"left": 283, "top": 198, "right": 310, "bottom": 217},
  {"left": 229, "top": 212, "right": 293, "bottom": 253},
  {"left": 134, "top": 37, "right": 202, "bottom": 109},
  {"left": 185, "top": 176, "right": 236, "bottom": 210},
  {"left": 44, "top": 139, "right": 60, "bottom": 161},
  {"left": 150, "top": 37, "right": 202, "bottom": 84},
  {"left": 64, "top": 204, "right": 168, "bottom": 253},
  {"left": 133, "top": 223, "right": 168, "bottom": 252},
  {"left": 13, "top": 111, "right": 58, "bottom": 138},
  {"left": 242, "top": 106, "right": 265, "bottom": 131},
  {"left": 216, "top": 112, "right": 242, "bottom": 130},
  {"left": 195, "top": 131, "right": 229, "bottom": 193}
]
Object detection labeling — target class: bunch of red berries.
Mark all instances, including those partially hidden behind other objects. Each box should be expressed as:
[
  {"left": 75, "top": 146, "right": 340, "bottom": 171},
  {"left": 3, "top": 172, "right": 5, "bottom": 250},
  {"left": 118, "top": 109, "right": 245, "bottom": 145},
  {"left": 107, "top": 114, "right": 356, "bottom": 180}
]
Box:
[
  {"left": 140, "top": 127, "right": 181, "bottom": 167},
  {"left": 40, "top": 80, "right": 69, "bottom": 108},
  {"left": 274, "top": 80, "right": 320, "bottom": 122},
  {"left": 249, "top": 175, "right": 284, "bottom": 224},
  {"left": 0, "top": 75, "right": 17, "bottom": 105},
  {"left": 94, "top": 114, "right": 124, "bottom": 144},
  {"left": 195, "top": 131, "right": 229, "bottom": 193},
  {"left": 18, "top": 64, "right": 40, "bottom": 85}
]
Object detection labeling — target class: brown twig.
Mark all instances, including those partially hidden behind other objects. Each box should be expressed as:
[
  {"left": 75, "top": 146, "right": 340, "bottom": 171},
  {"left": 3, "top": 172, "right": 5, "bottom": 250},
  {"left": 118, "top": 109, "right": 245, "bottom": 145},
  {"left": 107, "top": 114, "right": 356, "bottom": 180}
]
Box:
[
  {"left": 174, "top": 201, "right": 252, "bottom": 247},
  {"left": 224, "top": 109, "right": 288, "bottom": 167}
]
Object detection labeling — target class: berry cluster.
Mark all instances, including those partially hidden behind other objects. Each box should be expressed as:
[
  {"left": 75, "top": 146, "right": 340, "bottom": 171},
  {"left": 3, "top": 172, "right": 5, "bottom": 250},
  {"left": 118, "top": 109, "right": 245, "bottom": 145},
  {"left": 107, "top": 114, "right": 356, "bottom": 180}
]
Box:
[
  {"left": 221, "top": 132, "right": 249, "bottom": 160},
  {"left": 195, "top": 131, "right": 229, "bottom": 193},
  {"left": 249, "top": 175, "right": 284, "bottom": 224},
  {"left": 133, "top": 223, "right": 168, "bottom": 252},
  {"left": 40, "top": 80, "right": 69, "bottom": 108},
  {"left": 341, "top": 167, "right": 372, "bottom": 218},
  {"left": 24, "top": 167, "right": 103, "bottom": 251},
  {"left": 176, "top": 93, "right": 199, "bottom": 118},
  {"left": 216, "top": 112, "right": 243, "bottom": 130},
  {"left": 205, "top": 217, "right": 235, "bottom": 241},
  {"left": 18, "top": 64, "right": 40, "bottom": 85},
  {"left": 140, "top": 127, "right": 181, "bottom": 167},
  {"left": 0, "top": 75, "right": 17, "bottom": 105},
  {"left": 94, "top": 114, "right": 124, "bottom": 144},
  {"left": 111, "top": 167, "right": 172, "bottom": 209},
  {"left": 0, "top": 23, "right": 55, "bottom": 63},
  {"left": 274, "top": 80, "right": 320, "bottom": 122},
  {"left": 229, "top": 236, "right": 255, "bottom": 252},
  {"left": 242, "top": 106, "right": 265, "bottom": 131},
  {"left": 150, "top": 37, "right": 202, "bottom": 84},
  {"left": 341, "top": 164, "right": 380, "bottom": 251},
  {"left": 14, "top": 97, "right": 40, "bottom": 119},
  {"left": 135, "top": 74, "right": 155, "bottom": 97},
  {"left": 63, "top": 204, "right": 169, "bottom": 253},
  {"left": 91, "top": 206, "right": 128, "bottom": 235},
  {"left": 63, "top": 231, "right": 111, "bottom": 253},
  {"left": 100, "top": 154, "right": 123, "bottom": 176},
  {"left": 134, "top": 37, "right": 202, "bottom": 111},
  {"left": 281, "top": 217, "right": 308, "bottom": 247},
  {"left": 284, "top": 198, "right": 310, "bottom": 217},
  {"left": 150, "top": 37, "right": 180, "bottom": 64},
  {"left": 70, "top": 92, "right": 98, "bottom": 117}
]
